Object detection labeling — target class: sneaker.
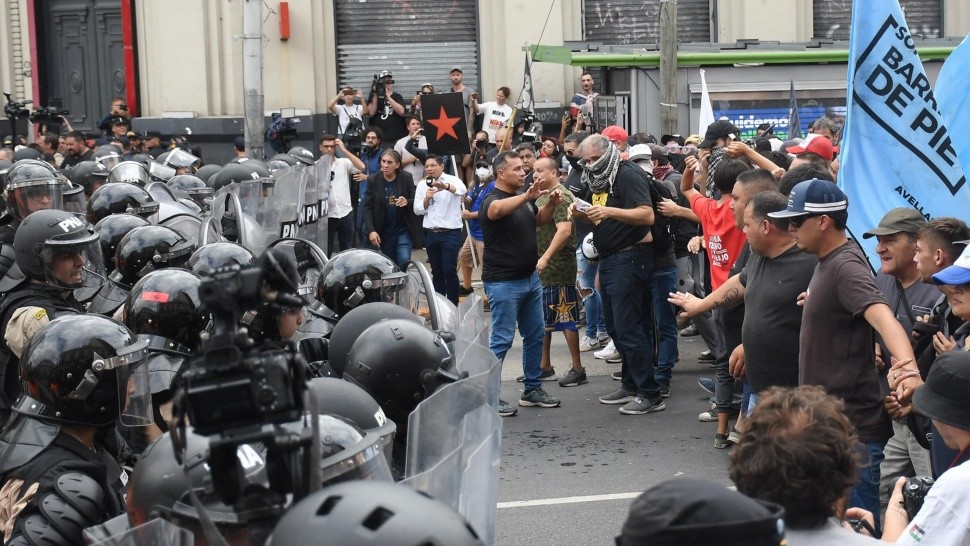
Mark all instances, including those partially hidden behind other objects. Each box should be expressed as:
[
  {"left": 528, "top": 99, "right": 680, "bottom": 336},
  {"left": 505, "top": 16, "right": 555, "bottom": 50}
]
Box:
[
  {"left": 578, "top": 336, "right": 599, "bottom": 352},
  {"left": 516, "top": 367, "right": 557, "bottom": 382},
  {"left": 679, "top": 324, "right": 699, "bottom": 337},
  {"left": 596, "top": 332, "right": 611, "bottom": 346},
  {"left": 698, "top": 350, "right": 715, "bottom": 363},
  {"left": 498, "top": 399, "right": 518, "bottom": 417},
  {"left": 558, "top": 367, "right": 588, "bottom": 387},
  {"left": 599, "top": 388, "right": 636, "bottom": 405},
  {"left": 611, "top": 370, "right": 622, "bottom": 381},
  {"left": 714, "top": 432, "right": 731, "bottom": 449},
  {"left": 728, "top": 427, "right": 742, "bottom": 445},
  {"left": 619, "top": 396, "right": 666, "bottom": 415},
  {"left": 606, "top": 355, "right": 623, "bottom": 364},
  {"left": 594, "top": 341, "right": 617, "bottom": 360},
  {"left": 697, "top": 377, "right": 715, "bottom": 395},
  {"left": 659, "top": 383, "right": 670, "bottom": 398},
  {"left": 519, "top": 387, "right": 561, "bottom": 408},
  {"left": 698, "top": 409, "right": 718, "bottom": 422}
]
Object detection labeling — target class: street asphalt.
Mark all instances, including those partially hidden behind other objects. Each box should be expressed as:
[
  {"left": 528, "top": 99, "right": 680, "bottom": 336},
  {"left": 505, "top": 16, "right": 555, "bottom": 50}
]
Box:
[{"left": 493, "top": 326, "right": 734, "bottom": 545}]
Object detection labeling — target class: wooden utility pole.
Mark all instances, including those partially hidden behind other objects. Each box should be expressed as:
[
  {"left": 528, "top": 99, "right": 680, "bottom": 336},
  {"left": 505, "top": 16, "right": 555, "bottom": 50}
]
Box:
[{"left": 659, "top": 0, "right": 678, "bottom": 135}]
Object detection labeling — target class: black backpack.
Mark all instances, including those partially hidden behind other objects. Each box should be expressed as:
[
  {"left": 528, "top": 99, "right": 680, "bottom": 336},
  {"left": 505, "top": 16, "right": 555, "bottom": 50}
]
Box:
[{"left": 627, "top": 163, "right": 677, "bottom": 256}]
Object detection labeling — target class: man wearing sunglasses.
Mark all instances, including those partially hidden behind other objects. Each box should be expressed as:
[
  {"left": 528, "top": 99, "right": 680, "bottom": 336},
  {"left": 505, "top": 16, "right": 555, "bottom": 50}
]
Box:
[{"left": 768, "top": 178, "right": 916, "bottom": 529}]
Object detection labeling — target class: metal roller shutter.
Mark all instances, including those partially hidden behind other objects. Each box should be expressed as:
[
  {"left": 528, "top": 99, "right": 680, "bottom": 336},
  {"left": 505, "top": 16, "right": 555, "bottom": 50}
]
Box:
[
  {"left": 333, "top": 0, "right": 480, "bottom": 97},
  {"left": 813, "top": 0, "right": 942, "bottom": 41},
  {"left": 582, "top": 0, "right": 712, "bottom": 45}
]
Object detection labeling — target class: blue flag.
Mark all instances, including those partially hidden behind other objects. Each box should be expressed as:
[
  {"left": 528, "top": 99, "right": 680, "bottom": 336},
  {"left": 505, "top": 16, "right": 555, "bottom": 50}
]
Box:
[
  {"left": 787, "top": 81, "right": 802, "bottom": 139},
  {"left": 936, "top": 33, "right": 970, "bottom": 180},
  {"left": 841, "top": 1, "right": 967, "bottom": 264}
]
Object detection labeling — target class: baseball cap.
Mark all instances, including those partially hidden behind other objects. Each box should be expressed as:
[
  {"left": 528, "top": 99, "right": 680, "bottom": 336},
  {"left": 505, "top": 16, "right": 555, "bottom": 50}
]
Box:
[
  {"left": 931, "top": 244, "right": 970, "bottom": 285},
  {"left": 233, "top": 136, "right": 245, "bottom": 150},
  {"left": 786, "top": 133, "right": 838, "bottom": 161},
  {"left": 767, "top": 178, "right": 848, "bottom": 219},
  {"left": 913, "top": 351, "right": 970, "bottom": 430},
  {"left": 648, "top": 144, "right": 668, "bottom": 159},
  {"left": 661, "top": 134, "right": 684, "bottom": 146},
  {"left": 379, "top": 70, "right": 393, "bottom": 79},
  {"left": 450, "top": 66, "right": 462, "bottom": 74},
  {"left": 862, "top": 208, "right": 927, "bottom": 239},
  {"left": 617, "top": 478, "right": 786, "bottom": 546},
  {"left": 698, "top": 120, "right": 742, "bottom": 149},
  {"left": 108, "top": 116, "right": 129, "bottom": 127},
  {"left": 684, "top": 134, "right": 701, "bottom": 146},
  {"left": 601, "top": 125, "right": 629, "bottom": 144},
  {"left": 628, "top": 144, "right": 652, "bottom": 163}
]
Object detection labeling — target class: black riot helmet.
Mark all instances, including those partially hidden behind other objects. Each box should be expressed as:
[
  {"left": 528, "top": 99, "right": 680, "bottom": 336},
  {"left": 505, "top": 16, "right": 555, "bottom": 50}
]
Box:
[
  {"left": 167, "top": 174, "right": 213, "bottom": 210},
  {"left": 210, "top": 163, "right": 260, "bottom": 191},
  {"left": 4, "top": 159, "right": 64, "bottom": 220},
  {"left": 107, "top": 160, "right": 151, "bottom": 186},
  {"left": 11, "top": 147, "right": 42, "bottom": 162},
  {"left": 0, "top": 159, "right": 12, "bottom": 182},
  {"left": 113, "top": 225, "right": 195, "bottom": 286},
  {"left": 327, "top": 302, "right": 422, "bottom": 378},
  {"left": 18, "top": 314, "right": 152, "bottom": 427},
  {"left": 287, "top": 146, "right": 315, "bottom": 166},
  {"left": 67, "top": 160, "right": 110, "bottom": 196},
  {"left": 239, "top": 159, "right": 272, "bottom": 179},
  {"left": 269, "top": 481, "right": 483, "bottom": 546},
  {"left": 307, "top": 377, "right": 397, "bottom": 460},
  {"left": 62, "top": 180, "right": 87, "bottom": 215},
  {"left": 270, "top": 153, "right": 299, "bottom": 167},
  {"left": 127, "top": 427, "right": 267, "bottom": 533},
  {"left": 187, "top": 241, "right": 255, "bottom": 275},
  {"left": 86, "top": 182, "right": 160, "bottom": 223},
  {"left": 280, "top": 413, "right": 394, "bottom": 487},
  {"left": 15, "top": 209, "right": 106, "bottom": 289},
  {"left": 315, "top": 249, "right": 407, "bottom": 318},
  {"left": 93, "top": 213, "right": 152, "bottom": 275},
  {"left": 93, "top": 145, "right": 124, "bottom": 170},
  {"left": 128, "top": 153, "right": 153, "bottom": 170},
  {"left": 344, "top": 318, "right": 458, "bottom": 430},
  {"left": 195, "top": 163, "right": 221, "bottom": 185},
  {"left": 124, "top": 269, "right": 206, "bottom": 352}
]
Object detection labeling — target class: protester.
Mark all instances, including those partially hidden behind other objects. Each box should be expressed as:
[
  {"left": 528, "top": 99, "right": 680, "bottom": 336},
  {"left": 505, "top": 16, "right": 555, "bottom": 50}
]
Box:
[
  {"left": 768, "top": 178, "right": 916, "bottom": 528},
  {"left": 318, "top": 134, "right": 365, "bottom": 254},
  {"left": 458, "top": 166, "right": 494, "bottom": 298},
  {"left": 480, "top": 151, "right": 563, "bottom": 415},
  {"left": 414, "top": 155, "right": 466, "bottom": 304},
  {"left": 362, "top": 149, "right": 420, "bottom": 266},
  {"left": 472, "top": 87, "right": 513, "bottom": 145}
]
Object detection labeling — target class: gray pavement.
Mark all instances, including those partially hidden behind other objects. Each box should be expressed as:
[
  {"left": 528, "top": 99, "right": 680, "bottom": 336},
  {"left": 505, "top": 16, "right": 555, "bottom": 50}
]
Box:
[{"left": 492, "top": 325, "right": 733, "bottom": 546}]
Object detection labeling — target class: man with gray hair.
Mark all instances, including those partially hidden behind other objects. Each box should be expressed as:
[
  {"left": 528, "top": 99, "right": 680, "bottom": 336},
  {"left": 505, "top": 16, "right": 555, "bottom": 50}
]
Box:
[{"left": 571, "top": 134, "right": 664, "bottom": 415}]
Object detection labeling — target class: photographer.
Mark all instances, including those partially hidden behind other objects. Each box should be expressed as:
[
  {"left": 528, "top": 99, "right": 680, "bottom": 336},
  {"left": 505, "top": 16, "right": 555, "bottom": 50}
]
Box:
[
  {"left": 328, "top": 87, "right": 364, "bottom": 138},
  {"left": 96, "top": 97, "right": 131, "bottom": 134},
  {"left": 364, "top": 70, "right": 407, "bottom": 143},
  {"left": 395, "top": 116, "right": 428, "bottom": 182},
  {"left": 846, "top": 351, "right": 970, "bottom": 544},
  {"left": 409, "top": 83, "right": 435, "bottom": 118}
]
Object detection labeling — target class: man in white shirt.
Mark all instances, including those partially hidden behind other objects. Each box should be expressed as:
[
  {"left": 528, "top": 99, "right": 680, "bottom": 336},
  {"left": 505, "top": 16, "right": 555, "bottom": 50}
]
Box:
[
  {"left": 414, "top": 154, "right": 467, "bottom": 304},
  {"left": 472, "top": 87, "right": 513, "bottom": 145},
  {"left": 328, "top": 88, "right": 364, "bottom": 137},
  {"left": 394, "top": 116, "right": 427, "bottom": 183},
  {"left": 318, "top": 134, "right": 365, "bottom": 254}
]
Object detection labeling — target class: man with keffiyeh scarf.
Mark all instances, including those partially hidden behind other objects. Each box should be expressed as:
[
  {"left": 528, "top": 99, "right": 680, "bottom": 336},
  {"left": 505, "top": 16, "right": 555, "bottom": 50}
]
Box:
[{"left": 570, "top": 134, "right": 666, "bottom": 415}]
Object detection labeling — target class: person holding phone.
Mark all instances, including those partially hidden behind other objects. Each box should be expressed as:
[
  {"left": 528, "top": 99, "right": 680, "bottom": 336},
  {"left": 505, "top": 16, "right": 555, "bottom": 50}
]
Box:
[
  {"left": 414, "top": 155, "right": 467, "bottom": 304},
  {"left": 328, "top": 87, "right": 364, "bottom": 137}
]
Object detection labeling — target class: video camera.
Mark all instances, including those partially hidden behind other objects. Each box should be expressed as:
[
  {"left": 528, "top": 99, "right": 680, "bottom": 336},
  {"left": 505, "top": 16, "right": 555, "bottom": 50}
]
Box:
[
  {"left": 371, "top": 74, "right": 387, "bottom": 103},
  {"left": 3, "top": 93, "right": 31, "bottom": 121},
  {"left": 28, "top": 105, "right": 69, "bottom": 125}
]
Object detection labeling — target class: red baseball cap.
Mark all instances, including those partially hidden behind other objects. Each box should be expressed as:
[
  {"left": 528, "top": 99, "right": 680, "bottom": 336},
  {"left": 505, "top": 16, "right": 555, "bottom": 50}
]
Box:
[
  {"left": 601, "top": 125, "right": 629, "bottom": 144},
  {"left": 787, "top": 133, "right": 838, "bottom": 160}
]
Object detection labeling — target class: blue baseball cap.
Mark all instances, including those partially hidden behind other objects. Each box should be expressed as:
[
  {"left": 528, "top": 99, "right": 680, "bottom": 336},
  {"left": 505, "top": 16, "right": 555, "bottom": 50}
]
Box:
[
  {"left": 931, "top": 243, "right": 970, "bottom": 285},
  {"left": 768, "top": 178, "right": 848, "bottom": 219}
]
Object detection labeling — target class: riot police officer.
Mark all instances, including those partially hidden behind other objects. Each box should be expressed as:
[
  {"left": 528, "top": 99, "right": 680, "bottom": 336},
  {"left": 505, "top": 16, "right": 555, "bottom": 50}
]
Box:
[
  {"left": 0, "top": 314, "right": 150, "bottom": 546},
  {"left": 0, "top": 160, "right": 65, "bottom": 283},
  {"left": 0, "top": 209, "right": 105, "bottom": 418}
]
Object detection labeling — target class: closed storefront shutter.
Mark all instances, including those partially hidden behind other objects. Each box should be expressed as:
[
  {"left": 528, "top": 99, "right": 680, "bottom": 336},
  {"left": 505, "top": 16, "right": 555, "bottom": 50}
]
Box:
[
  {"left": 813, "top": 0, "right": 941, "bottom": 41},
  {"left": 582, "top": 0, "right": 712, "bottom": 45},
  {"left": 333, "top": 0, "right": 480, "bottom": 98}
]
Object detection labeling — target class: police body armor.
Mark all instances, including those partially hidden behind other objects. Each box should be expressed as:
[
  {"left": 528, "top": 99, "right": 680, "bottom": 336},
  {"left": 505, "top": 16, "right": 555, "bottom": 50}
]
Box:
[{"left": 0, "top": 285, "right": 82, "bottom": 420}]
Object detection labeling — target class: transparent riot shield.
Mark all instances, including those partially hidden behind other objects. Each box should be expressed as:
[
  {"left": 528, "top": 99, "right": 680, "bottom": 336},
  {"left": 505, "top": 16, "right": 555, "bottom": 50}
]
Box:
[
  {"left": 208, "top": 186, "right": 268, "bottom": 255},
  {"left": 306, "top": 158, "right": 330, "bottom": 253},
  {"left": 403, "top": 260, "right": 446, "bottom": 331},
  {"left": 269, "top": 166, "right": 308, "bottom": 242},
  {"left": 265, "top": 237, "right": 329, "bottom": 298},
  {"left": 401, "top": 296, "right": 501, "bottom": 544}
]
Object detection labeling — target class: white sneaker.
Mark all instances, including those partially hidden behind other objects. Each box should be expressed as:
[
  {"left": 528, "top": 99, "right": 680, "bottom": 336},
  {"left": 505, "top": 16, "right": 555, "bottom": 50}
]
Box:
[
  {"left": 596, "top": 332, "right": 611, "bottom": 346},
  {"left": 579, "top": 336, "right": 599, "bottom": 352},
  {"left": 594, "top": 341, "right": 617, "bottom": 360}
]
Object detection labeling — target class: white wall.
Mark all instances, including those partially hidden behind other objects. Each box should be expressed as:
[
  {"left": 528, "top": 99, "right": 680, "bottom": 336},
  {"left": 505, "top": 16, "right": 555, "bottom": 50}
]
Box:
[
  {"left": 0, "top": 0, "right": 33, "bottom": 104},
  {"left": 716, "top": 0, "right": 813, "bottom": 43}
]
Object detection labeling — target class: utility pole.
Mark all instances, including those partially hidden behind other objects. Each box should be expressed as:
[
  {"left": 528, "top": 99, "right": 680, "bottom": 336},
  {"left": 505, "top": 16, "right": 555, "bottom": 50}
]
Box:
[
  {"left": 659, "top": 0, "right": 678, "bottom": 136},
  {"left": 242, "top": 0, "right": 264, "bottom": 159}
]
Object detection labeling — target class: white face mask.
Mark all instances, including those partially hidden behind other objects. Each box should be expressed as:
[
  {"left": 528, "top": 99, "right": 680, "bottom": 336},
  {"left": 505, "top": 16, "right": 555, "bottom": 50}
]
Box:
[{"left": 475, "top": 167, "right": 491, "bottom": 180}]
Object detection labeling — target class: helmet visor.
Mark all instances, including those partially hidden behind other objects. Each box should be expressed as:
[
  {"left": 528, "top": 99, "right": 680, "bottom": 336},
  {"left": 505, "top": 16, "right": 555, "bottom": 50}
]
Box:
[
  {"left": 149, "top": 161, "right": 177, "bottom": 182},
  {"left": 92, "top": 336, "right": 153, "bottom": 427},
  {"left": 39, "top": 238, "right": 107, "bottom": 289},
  {"left": 97, "top": 154, "right": 122, "bottom": 170},
  {"left": 12, "top": 181, "right": 64, "bottom": 219},
  {"left": 315, "top": 416, "right": 394, "bottom": 486}
]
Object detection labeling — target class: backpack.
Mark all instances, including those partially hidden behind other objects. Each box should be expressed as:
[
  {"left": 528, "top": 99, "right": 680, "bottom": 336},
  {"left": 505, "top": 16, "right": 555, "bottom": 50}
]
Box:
[{"left": 628, "top": 164, "right": 677, "bottom": 256}]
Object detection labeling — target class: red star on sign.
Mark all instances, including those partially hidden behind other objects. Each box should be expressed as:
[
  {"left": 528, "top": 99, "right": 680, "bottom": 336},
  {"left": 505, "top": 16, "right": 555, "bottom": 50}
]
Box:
[{"left": 427, "top": 106, "right": 460, "bottom": 141}]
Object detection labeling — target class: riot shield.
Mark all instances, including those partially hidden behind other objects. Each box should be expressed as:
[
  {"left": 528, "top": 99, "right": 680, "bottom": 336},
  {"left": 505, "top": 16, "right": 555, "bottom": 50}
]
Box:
[
  {"left": 159, "top": 214, "right": 204, "bottom": 248},
  {"left": 403, "top": 260, "right": 446, "bottom": 331},
  {"left": 401, "top": 296, "right": 501, "bottom": 544},
  {"left": 311, "top": 156, "right": 332, "bottom": 255},
  {"left": 208, "top": 187, "right": 268, "bottom": 255},
  {"left": 85, "top": 518, "right": 193, "bottom": 546},
  {"left": 265, "top": 237, "right": 329, "bottom": 298}
]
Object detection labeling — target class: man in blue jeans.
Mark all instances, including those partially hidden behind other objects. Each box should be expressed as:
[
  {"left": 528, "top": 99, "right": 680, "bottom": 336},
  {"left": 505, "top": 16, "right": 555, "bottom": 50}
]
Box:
[
  {"left": 480, "top": 151, "right": 563, "bottom": 416},
  {"left": 572, "top": 134, "right": 664, "bottom": 415},
  {"left": 414, "top": 155, "right": 466, "bottom": 304}
]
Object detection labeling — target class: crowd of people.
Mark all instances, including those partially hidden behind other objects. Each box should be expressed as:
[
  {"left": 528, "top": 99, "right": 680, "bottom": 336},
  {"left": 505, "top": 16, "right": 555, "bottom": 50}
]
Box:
[{"left": 0, "top": 65, "right": 967, "bottom": 544}]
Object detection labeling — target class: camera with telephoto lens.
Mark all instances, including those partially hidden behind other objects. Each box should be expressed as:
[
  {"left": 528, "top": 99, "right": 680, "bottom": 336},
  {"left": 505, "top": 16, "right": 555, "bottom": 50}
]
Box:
[
  {"left": 902, "top": 476, "right": 935, "bottom": 520},
  {"left": 28, "top": 105, "right": 70, "bottom": 125},
  {"left": 3, "top": 93, "right": 31, "bottom": 120}
]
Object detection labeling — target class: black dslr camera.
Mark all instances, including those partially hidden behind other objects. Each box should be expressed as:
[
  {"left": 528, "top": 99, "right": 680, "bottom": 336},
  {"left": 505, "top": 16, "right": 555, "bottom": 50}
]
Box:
[{"left": 902, "top": 476, "right": 935, "bottom": 520}]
